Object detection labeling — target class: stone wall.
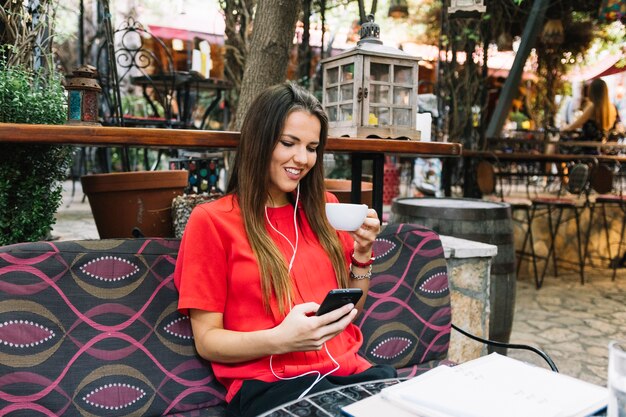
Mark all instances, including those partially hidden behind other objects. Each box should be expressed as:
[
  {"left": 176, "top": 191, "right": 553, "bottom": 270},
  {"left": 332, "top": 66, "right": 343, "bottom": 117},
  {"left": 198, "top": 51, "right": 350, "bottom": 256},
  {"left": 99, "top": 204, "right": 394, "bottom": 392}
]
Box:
[{"left": 441, "top": 235, "right": 496, "bottom": 363}]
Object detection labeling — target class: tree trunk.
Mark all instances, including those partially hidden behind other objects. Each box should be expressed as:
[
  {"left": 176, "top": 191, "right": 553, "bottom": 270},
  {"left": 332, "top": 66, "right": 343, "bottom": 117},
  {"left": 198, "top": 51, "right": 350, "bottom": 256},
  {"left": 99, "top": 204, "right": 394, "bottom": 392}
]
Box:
[{"left": 234, "top": 0, "right": 302, "bottom": 130}]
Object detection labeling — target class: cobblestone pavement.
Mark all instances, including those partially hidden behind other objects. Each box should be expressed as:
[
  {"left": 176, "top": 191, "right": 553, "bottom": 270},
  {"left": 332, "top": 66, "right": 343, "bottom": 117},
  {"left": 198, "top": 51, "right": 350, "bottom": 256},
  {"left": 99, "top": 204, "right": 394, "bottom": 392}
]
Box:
[
  {"left": 52, "top": 181, "right": 625, "bottom": 388},
  {"left": 509, "top": 269, "right": 626, "bottom": 387}
]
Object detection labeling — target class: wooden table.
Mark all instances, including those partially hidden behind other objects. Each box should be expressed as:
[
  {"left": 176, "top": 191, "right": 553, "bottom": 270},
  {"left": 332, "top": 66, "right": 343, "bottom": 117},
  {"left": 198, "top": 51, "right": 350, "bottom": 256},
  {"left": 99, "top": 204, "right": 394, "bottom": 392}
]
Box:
[{"left": 0, "top": 123, "right": 462, "bottom": 218}]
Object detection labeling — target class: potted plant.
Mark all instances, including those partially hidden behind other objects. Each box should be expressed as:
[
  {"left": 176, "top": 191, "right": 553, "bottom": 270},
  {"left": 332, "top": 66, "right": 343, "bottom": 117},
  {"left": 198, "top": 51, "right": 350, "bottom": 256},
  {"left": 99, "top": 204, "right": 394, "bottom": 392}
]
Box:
[
  {"left": 81, "top": 170, "right": 188, "bottom": 238},
  {"left": 0, "top": 64, "right": 72, "bottom": 245}
]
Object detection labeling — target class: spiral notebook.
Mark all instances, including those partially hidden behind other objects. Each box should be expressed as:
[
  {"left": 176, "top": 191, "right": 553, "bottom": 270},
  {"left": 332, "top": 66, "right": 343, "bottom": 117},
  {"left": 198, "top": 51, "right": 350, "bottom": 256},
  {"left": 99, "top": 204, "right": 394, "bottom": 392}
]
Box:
[{"left": 342, "top": 353, "right": 608, "bottom": 417}]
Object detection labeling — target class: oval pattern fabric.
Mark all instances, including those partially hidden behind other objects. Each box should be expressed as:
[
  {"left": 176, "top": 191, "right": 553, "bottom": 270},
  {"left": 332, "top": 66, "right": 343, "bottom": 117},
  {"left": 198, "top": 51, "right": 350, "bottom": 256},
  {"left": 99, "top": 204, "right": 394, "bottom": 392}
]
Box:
[
  {"left": 0, "top": 239, "right": 226, "bottom": 416},
  {"left": 357, "top": 223, "right": 451, "bottom": 373}
]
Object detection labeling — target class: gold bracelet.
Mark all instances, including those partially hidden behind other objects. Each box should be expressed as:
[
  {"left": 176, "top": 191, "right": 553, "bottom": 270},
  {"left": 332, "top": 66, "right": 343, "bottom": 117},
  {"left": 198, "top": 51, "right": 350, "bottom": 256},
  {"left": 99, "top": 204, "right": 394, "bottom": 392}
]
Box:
[{"left": 349, "top": 263, "right": 372, "bottom": 280}]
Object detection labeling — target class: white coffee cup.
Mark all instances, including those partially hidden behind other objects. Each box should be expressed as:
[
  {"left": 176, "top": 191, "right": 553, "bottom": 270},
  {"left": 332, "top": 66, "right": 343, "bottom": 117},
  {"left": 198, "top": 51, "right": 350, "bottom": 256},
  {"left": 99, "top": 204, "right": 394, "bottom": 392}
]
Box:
[{"left": 325, "top": 203, "right": 368, "bottom": 231}]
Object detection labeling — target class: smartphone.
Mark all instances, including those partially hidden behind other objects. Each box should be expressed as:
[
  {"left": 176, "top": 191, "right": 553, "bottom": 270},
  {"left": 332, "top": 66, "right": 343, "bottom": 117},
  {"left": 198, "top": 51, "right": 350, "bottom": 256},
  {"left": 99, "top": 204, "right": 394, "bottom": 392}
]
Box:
[{"left": 315, "top": 288, "right": 363, "bottom": 316}]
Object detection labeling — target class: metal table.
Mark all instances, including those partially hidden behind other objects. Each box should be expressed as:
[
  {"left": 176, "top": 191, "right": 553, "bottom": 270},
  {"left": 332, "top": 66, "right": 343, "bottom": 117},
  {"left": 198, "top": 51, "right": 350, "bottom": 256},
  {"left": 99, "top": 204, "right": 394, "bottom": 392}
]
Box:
[{"left": 259, "top": 378, "right": 404, "bottom": 417}]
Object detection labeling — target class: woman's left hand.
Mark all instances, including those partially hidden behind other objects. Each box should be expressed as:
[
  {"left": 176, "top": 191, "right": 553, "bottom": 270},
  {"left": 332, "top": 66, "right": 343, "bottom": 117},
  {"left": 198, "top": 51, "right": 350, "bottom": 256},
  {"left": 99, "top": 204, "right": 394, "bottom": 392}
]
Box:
[{"left": 350, "top": 208, "right": 380, "bottom": 258}]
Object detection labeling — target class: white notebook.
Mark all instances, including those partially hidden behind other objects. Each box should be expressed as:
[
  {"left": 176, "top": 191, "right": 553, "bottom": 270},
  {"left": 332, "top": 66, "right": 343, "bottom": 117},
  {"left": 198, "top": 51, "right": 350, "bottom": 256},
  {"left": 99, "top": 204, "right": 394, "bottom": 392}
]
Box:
[{"left": 342, "top": 353, "right": 608, "bottom": 417}]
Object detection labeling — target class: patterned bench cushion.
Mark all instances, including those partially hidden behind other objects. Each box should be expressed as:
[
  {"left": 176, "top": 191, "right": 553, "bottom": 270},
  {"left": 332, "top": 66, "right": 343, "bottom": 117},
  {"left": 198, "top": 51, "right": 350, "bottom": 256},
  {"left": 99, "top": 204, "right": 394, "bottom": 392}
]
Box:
[
  {"left": 357, "top": 223, "right": 451, "bottom": 370},
  {"left": 0, "top": 223, "right": 452, "bottom": 415},
  {"left": 0, "top": 239, "right": 226, "bottom": 416}
]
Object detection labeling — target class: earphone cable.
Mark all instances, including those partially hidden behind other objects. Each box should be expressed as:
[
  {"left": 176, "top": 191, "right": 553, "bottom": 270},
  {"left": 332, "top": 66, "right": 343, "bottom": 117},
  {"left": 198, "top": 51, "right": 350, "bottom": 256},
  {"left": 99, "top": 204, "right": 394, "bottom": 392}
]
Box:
[{"left": 265, "top": 183, "right": 340, "bottom": 399}]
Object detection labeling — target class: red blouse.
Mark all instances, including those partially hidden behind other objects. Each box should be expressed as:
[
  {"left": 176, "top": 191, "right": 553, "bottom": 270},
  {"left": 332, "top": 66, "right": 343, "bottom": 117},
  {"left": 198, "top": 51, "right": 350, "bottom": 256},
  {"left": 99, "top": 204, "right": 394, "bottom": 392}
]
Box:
[{"left": 174, "top": 193, "right": 371, "bottom": 401}]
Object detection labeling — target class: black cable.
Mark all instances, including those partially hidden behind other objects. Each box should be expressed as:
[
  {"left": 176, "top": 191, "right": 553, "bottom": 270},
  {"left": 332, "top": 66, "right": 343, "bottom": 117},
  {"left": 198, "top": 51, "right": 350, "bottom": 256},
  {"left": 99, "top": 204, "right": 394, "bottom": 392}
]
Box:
[{"left": 451, "top": 323, "right": 559, "bottom": 372}]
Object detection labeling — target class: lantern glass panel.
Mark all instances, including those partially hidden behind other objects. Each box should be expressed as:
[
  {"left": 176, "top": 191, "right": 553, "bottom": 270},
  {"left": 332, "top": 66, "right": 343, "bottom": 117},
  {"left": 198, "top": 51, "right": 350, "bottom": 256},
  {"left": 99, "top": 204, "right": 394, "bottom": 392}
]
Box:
[
  {"left": 68, "top": 90, "right": 82, "bottom": 120},
  {"left": 341, "top": 64, "right": 354, "bottom": 81},
  {"left": 339, "top": 104, "right": 353, "bottom": 122},
  {"left": 369, "top": 106, "right": 390, "bottom": 125},
  {"left": 326, "top": 86, "right": 339, "bottom": 103},
  {"left": 327, "top": 67, "right": 339, "bottom": 84},
  {"left": 326, "top": 106, "right": 338, "bottom": 122},
  {"left": 341, "top": 84, "right": 354, "bottom": 101},
  {"left": 370, "top": 84, "right": 390, "bottom": 104},
  {"left": 82, "top": 91, "right": 99, "bottom": 122},
  {"left": 394, "top": 65, "right": 413, "bottom": 84},
  {"left": 393, "top": 108, "right": 411, "bottom": 126},
  {"left": 393, "top": 87, "right": 411, "bottom": 105},
  {"left": 370, "top": 63, "right": 390, "bottom": 82}
]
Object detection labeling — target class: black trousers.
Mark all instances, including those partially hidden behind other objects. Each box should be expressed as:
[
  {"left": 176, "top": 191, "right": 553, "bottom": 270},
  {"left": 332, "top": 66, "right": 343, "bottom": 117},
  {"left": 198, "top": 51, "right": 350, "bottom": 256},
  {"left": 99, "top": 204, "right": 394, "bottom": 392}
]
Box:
[{"left": 226, "top": 364, "right": 397, "bottom": 417}]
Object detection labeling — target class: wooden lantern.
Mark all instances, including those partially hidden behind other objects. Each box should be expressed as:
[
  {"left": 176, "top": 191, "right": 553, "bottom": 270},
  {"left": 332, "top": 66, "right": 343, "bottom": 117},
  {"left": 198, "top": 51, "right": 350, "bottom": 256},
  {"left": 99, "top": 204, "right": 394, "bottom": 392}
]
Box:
[{"left": 320, "top": 15, "right": 420, "bottom": 140}]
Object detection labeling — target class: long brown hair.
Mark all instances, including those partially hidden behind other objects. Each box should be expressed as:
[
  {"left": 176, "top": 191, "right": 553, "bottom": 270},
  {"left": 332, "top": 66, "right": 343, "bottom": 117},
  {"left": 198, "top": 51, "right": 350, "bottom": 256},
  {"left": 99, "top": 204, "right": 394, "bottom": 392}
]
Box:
[
  {"left": 227, "top": 82, "right": 348, "bottom": 314},
  {"left": 588, "top": 79, "right": 612, "bottom": 131}
]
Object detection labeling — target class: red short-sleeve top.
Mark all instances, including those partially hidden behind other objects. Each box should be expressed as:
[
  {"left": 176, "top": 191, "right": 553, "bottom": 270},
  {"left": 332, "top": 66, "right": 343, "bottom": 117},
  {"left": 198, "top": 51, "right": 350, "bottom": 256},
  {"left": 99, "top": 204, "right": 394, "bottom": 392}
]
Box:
[{"left": 174, "top": 193, "right": 371, "bottom": 401}]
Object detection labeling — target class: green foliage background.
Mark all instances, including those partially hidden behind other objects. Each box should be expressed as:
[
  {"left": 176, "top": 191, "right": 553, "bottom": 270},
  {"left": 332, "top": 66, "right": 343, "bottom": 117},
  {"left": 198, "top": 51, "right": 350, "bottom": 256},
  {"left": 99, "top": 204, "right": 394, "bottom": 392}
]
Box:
[{"left": 0, "top": 65, "right": 72, "bottom": 245}]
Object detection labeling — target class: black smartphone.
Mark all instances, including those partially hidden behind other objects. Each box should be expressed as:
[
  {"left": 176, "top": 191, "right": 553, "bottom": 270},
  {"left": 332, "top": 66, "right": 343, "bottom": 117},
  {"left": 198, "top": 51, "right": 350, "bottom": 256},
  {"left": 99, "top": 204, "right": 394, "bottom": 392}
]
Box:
[{"left": 315, "top": 288, "right": 363, "bottom": 316}]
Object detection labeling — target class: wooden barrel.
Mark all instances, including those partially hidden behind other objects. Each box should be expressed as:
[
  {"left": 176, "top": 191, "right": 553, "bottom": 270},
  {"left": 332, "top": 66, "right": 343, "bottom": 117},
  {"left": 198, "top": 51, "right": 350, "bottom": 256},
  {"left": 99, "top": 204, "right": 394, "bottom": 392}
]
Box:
[{"left": 390, "top": 197, "right": 515, "bottom": 354}]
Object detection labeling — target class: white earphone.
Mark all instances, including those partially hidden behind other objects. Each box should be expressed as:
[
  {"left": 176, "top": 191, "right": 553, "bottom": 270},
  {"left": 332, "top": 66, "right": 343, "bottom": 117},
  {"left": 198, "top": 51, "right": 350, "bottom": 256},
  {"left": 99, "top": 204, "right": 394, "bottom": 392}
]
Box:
[
  {"left": 264, "top": 183, "right": 340, "bottom": 399},
  {"left": 264, "top": 182, "right": 300, "bottom": 274}
]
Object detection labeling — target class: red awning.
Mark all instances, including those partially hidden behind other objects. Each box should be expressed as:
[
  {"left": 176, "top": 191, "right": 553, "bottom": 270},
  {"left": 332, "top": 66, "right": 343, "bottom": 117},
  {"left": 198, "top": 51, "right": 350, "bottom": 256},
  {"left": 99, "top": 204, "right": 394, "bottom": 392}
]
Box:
[
  {"left": 591, "top": 61, "right": 626, "bottom": 79},
  {"left": 567, "top": 53, "right": 626, "bottom": 81},
  {"left": 148, "top": 25, "right": 224, "bottom": 45}
]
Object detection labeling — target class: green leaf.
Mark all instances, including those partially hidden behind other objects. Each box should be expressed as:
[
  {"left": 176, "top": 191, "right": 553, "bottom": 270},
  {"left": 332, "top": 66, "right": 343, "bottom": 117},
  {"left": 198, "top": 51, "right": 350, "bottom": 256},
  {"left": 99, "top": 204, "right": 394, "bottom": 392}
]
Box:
[{"left": 0, "top": 64, "right": 71, "bottom": 244}]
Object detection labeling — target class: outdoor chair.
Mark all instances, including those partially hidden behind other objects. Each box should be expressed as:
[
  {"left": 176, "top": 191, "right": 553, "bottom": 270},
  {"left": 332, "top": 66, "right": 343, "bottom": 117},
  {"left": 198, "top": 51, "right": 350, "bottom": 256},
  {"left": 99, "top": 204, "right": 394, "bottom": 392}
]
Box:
[
  {"left": 96, "top": 17, "right": 179, "bottom": 128},
  {"left": 95, "top": 17, "right": 181, "bottom": 170},
  {"left": 585, "top": 162, "right": 626, "bottom": 280},
  {"left": 527, "top": 162, "right": 591, "bottom": 288},
  {"left": 476, "top": 160, "right": 538, "bottom": 286}
]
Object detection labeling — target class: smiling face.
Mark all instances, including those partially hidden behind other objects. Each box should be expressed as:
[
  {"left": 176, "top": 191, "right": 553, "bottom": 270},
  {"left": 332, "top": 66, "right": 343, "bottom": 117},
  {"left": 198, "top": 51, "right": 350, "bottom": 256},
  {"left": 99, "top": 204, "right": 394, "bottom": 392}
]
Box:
[{"left": 266, "top": 110, "right": 321, "bottom": 207}]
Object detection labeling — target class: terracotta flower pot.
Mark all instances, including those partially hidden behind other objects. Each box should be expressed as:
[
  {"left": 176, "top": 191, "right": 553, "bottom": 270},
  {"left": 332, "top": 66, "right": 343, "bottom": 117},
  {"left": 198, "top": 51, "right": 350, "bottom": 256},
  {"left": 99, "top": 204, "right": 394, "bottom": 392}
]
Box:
[
  {"left": 81, "top": 170, "right": 188, "bottom": 238},
  {"left": 324, "top": 178, "right": 373, "bottom": 207}
]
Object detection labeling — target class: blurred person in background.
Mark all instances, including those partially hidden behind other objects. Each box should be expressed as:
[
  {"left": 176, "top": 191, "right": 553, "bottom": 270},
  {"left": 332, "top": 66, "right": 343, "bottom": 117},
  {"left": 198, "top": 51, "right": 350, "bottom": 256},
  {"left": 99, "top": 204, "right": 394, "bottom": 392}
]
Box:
[{"left": 562, "top": 78, "right": 621, "bottom": 141}]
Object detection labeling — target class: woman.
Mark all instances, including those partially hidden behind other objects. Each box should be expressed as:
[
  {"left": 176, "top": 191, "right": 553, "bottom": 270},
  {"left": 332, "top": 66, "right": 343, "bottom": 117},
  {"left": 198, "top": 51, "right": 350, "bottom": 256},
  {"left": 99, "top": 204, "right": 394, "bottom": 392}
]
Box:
[
  {"left": 562, "top": 78, "right": 619, "bottom": 139},
  {"left": 174, "top": 82, "right": 395, "bottom": 417}
]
